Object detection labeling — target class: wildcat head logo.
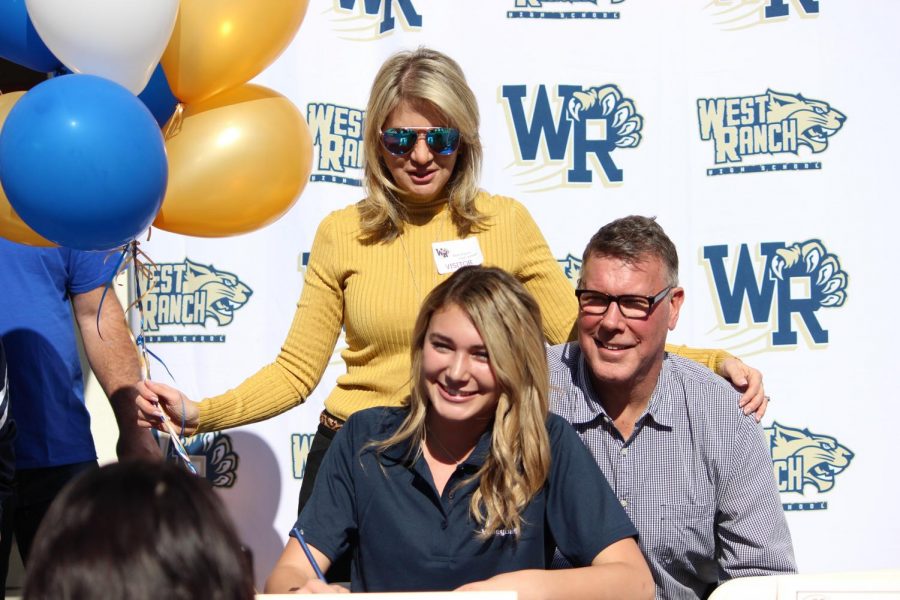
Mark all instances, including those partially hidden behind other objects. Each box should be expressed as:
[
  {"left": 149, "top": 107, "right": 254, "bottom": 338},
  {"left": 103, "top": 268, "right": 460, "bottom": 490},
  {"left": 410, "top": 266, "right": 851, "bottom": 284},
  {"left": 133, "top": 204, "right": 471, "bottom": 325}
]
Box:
[
  {"left": 698, "top": 90, "right": 845, "bottom": 171},
  {"left": 157, "top": 432, "right": 239, "bottom": 487},
  {"left": 703, "top": 239, "right": 847, "bottom": 349},
  {"left": 766, "top": 422, "right": 853, "bottom": 494},
  {"left": 508, "top": 0, "right": 624, "bottom": 20},
  {"left": 142, "top": 259, "right": 253, "bottom": 331},
  {"left": 307, "top": 102, "right": 364, "bottom": 187},
  {"left": 707, "top": 0, "right": 820, "bottom": 30},
  {"left": 329, "top": 0, "right": 422, "bottom": 39},
  {"left": 767, "top": 91, "right": 845, "bottom": 153},
  {"left": 501, "top": 84, "right": 643, "bottom": 189}
]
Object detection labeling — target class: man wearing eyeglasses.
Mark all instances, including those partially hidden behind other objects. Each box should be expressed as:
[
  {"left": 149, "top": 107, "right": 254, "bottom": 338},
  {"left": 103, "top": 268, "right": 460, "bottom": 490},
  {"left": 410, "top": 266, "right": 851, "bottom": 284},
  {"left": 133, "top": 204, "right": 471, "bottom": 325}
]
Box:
[{"left": 548, "top": 215, "right": 795, "bottom": 599}]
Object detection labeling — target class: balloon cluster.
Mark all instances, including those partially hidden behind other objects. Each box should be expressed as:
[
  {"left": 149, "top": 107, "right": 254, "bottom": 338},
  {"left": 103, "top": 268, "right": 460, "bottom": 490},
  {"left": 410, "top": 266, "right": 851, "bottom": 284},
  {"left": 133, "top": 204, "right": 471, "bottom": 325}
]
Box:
[{"left": 0, "top": 0, "right": 312, "bottom": 250}]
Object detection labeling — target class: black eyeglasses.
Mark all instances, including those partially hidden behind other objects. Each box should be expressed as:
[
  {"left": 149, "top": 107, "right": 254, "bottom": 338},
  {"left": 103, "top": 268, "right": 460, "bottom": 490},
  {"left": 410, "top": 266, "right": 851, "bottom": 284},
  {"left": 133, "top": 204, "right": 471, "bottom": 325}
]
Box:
[
  {"left": 380, "top": 127, "right": 461, "bottom": 156},
  {"left": 575, "top": 286, "right": 672, "bottom": 319}
]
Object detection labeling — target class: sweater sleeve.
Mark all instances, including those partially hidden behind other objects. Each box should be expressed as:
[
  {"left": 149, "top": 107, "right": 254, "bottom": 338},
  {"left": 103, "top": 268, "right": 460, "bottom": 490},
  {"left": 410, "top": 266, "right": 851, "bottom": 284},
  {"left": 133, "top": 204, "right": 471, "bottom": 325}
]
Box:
[
  {"left": 509, "top": 199, "right": 578, "bottom": 345},
  {"left": 198, "top": 212, "right": 346, "bottom": 432},
  {"left": 664, "top": 344, "right": 732, "bottom": 373}
]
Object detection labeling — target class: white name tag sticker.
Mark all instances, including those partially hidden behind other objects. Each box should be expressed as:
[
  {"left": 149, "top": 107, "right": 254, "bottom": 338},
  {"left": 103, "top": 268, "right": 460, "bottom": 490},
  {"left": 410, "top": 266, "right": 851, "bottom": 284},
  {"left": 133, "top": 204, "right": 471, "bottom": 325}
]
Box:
[{"left": 432, "top": 238, "right": 484, "bottom": 274}]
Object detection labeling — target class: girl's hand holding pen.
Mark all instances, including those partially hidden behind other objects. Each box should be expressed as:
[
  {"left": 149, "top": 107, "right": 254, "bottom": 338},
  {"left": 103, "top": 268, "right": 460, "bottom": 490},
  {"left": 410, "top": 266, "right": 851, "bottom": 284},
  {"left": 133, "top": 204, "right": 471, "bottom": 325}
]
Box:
[{"left": 276, "top": 528, "right": 348, "bottom": 594}]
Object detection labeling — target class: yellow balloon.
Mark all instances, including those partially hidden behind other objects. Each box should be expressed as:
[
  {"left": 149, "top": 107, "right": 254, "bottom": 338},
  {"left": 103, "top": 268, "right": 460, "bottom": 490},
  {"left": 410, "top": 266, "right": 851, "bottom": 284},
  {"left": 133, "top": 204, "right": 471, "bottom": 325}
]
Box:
[
  {"left": 161, "top": 0, "right": 309, "bottom": 104},
  {"left": 0, "top": 92, "right": 56, "bottom": 247},
  {"left": 154, "top": 84, "right": 312, "bottom": 237}
]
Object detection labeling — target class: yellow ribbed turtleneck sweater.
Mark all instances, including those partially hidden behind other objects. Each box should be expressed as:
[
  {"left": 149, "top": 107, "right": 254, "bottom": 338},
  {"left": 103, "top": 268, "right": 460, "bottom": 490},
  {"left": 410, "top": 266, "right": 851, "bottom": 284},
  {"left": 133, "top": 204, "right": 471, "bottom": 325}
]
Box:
[{"left": 197, "top": 192, "right": 728, "bottom": 430}]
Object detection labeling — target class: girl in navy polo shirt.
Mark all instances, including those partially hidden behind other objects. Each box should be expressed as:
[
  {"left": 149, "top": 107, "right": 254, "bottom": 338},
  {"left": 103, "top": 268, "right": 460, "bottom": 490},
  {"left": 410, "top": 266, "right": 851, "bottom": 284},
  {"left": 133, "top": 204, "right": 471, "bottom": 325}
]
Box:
[{"left": 266, "top": 267, "right": 653, "bottom": 599}]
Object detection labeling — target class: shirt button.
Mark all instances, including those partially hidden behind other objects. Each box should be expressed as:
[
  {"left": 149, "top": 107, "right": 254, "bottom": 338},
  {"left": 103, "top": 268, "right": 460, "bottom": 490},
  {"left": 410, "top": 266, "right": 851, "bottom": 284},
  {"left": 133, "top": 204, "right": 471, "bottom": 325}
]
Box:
[
  {"left": 620, "top": 499, "right": 628, "bottom": 508},
  {"left": 620, "top": 448, "right": 628, "bottom": 457},
  {"left": 448, "top": 492, "right": 455, "bottom": 500}
]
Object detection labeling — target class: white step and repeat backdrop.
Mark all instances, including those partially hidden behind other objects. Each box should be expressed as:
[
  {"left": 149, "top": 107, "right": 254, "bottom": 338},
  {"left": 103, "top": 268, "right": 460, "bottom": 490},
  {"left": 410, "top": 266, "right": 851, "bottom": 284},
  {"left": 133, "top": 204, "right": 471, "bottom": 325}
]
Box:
[{"left": 132, "top": 0, "right": 899, "bottom": 586}]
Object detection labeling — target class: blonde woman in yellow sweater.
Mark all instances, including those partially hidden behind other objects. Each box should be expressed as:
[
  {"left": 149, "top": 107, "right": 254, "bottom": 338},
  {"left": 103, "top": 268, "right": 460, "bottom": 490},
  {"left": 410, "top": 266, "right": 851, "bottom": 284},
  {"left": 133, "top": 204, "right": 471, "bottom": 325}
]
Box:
[{"left": 136, "top": 48, "right": 766, "bottom": 512}]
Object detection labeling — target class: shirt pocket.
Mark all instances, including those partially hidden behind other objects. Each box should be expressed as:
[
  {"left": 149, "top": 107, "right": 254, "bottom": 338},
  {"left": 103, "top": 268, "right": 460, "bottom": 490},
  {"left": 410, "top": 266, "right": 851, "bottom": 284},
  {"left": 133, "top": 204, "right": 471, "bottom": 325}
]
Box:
[{"left": 655, "top": 502, "right": 716, "bottom": 574}]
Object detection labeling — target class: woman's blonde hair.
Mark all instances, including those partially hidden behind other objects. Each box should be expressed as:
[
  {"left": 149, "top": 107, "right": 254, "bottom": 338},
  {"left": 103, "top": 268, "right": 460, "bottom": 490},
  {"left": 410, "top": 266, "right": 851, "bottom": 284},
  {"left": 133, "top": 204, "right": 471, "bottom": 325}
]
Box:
[
  {"left": 374, "top": 266, "right": 551, "bottom": 538},
  {"left": 360, "top": 47, "right": 485, "bottom": 242}
]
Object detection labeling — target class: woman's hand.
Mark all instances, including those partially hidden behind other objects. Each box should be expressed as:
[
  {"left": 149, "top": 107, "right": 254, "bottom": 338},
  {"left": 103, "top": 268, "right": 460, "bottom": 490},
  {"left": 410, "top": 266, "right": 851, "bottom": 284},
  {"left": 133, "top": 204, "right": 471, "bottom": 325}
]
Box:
[
  {"left": 135, "top": 379, "right": 200, "bottom": 436},
  {"left": 265, "top": 539, "right": 339, "bottom": 594},
  {"left": 719, "top": 358, "right": 767, "bottom": 421}
]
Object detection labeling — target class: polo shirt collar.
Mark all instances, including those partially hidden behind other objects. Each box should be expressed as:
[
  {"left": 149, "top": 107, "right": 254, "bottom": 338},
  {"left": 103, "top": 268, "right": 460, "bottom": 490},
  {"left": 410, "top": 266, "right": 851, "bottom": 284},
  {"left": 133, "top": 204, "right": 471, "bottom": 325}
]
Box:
[
  {"left": 376, "top": 410, "right": 419, "bottom": 465},
  {"left": 460, "top": 424, "right": 493, "bottom": 470},
  {"left": 379, "top": 417, "right": 494, "bottom": 473}
]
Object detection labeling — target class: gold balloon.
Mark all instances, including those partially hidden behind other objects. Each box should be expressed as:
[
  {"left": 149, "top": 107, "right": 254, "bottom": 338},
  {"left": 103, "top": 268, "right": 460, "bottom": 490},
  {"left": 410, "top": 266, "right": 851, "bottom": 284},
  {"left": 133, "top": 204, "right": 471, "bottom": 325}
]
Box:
[
  {"left": 0, "top": 92, "right": 56, "bottom": 247},
  {"left": 154, "top": 84, "right": 312, "bottom": 237},
  {"left": 161, "top": 0, "right": 309, "bottom": 104}
]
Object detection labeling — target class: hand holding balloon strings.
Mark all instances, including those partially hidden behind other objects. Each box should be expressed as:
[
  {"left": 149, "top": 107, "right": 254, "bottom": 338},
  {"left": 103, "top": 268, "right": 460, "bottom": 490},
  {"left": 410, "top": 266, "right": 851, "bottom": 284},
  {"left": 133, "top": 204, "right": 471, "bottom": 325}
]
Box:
[{"left": 124, "top": 240, "right": 196, "bottom": 475}]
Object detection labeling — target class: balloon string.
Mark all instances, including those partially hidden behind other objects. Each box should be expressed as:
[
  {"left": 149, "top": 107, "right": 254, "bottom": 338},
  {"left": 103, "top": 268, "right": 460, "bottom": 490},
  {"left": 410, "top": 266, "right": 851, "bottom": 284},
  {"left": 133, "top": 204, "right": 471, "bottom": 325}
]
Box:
[
  {"left": 91, "top": 241, "right": 169, "bottom": 376},
  {"left": 94, "top": 245, "right": 129, "bottom": 340},
  {"left": 124, "top": 241, "right": 175, "bottom": 382},
  {"left": 123, "top": 240, "right": 194, "bottom": 475}
]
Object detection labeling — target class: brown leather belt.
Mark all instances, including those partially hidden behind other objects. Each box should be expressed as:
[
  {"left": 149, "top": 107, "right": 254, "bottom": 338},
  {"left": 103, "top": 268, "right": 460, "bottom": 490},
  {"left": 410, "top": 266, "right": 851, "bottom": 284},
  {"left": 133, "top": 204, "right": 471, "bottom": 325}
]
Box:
[{"left": 319, "top": 409, "right": 345, "bottom": 432}]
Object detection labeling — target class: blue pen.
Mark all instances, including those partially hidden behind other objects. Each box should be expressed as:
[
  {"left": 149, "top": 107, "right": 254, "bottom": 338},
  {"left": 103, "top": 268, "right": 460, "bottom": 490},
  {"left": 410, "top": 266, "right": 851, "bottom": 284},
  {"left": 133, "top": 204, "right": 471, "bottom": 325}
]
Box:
[{"left": 290, "top": 526, "right": 327, "bottom": 582}]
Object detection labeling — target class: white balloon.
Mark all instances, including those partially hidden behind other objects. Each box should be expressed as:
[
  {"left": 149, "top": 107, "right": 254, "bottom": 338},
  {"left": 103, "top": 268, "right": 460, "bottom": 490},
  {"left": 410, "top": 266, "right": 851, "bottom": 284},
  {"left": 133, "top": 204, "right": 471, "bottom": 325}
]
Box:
[{"left": 25, "top": 0, "right": 179, "bottom": 94}]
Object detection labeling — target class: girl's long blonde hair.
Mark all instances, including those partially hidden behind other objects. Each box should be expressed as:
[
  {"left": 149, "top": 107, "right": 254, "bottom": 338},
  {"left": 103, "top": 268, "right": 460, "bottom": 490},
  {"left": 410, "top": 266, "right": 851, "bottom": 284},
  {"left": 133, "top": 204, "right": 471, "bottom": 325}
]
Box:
[
  {"left": 374, "top": 266, "right": 551, "bottom": 538},
  {"left": 360, "top": 47, "right": 485, "bottom": 242}
]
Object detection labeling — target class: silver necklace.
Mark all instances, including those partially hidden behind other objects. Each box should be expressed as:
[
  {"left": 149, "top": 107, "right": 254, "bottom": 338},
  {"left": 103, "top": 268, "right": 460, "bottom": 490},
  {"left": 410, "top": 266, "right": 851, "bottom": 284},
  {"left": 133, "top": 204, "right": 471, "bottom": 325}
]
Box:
[{"left": 424, "top": 427, "right": 472, "bottom": 466}]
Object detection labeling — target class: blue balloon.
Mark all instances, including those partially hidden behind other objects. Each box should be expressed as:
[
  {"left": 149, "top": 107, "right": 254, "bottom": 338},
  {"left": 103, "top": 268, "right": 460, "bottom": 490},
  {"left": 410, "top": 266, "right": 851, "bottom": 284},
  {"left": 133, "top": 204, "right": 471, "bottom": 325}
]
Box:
[
  {"left": 0, "top": 0, "right": 60, "bottom": 72},
  {"left": 0, "top": 74, "right": 168, "bottom": 251},
  {"left": 138, "top": 64, "right": 178, "bottom": 127}
]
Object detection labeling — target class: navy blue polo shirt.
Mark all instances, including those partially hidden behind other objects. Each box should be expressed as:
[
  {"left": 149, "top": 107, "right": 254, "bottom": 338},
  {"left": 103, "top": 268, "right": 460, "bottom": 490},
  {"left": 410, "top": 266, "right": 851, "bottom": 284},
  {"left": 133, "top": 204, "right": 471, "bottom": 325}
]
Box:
[{"left": 296, "top": 407, "right": 637, "bottom": 592}]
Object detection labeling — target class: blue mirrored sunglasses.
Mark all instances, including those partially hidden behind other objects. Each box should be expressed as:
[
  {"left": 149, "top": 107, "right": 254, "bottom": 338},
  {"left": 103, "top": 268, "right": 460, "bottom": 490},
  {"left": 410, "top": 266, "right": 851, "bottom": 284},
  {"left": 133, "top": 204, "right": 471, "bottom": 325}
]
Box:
[{"left": 380, "top": 127, "right": 461, "bottom": 156}]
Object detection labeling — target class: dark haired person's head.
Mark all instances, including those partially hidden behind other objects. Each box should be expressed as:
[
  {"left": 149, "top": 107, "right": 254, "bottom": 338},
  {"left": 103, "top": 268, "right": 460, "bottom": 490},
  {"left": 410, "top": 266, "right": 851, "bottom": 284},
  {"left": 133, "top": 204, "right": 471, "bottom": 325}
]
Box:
[{"left": 24, "top": 461, "right": 254, "bottom": 600}]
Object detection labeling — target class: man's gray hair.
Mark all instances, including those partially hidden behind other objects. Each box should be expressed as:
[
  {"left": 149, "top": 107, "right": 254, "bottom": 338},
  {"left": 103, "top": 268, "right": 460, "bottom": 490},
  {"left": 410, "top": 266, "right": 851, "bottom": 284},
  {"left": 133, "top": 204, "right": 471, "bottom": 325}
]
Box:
[{"left": 581, "top": 215, "right": 679, "bottom": 286}]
